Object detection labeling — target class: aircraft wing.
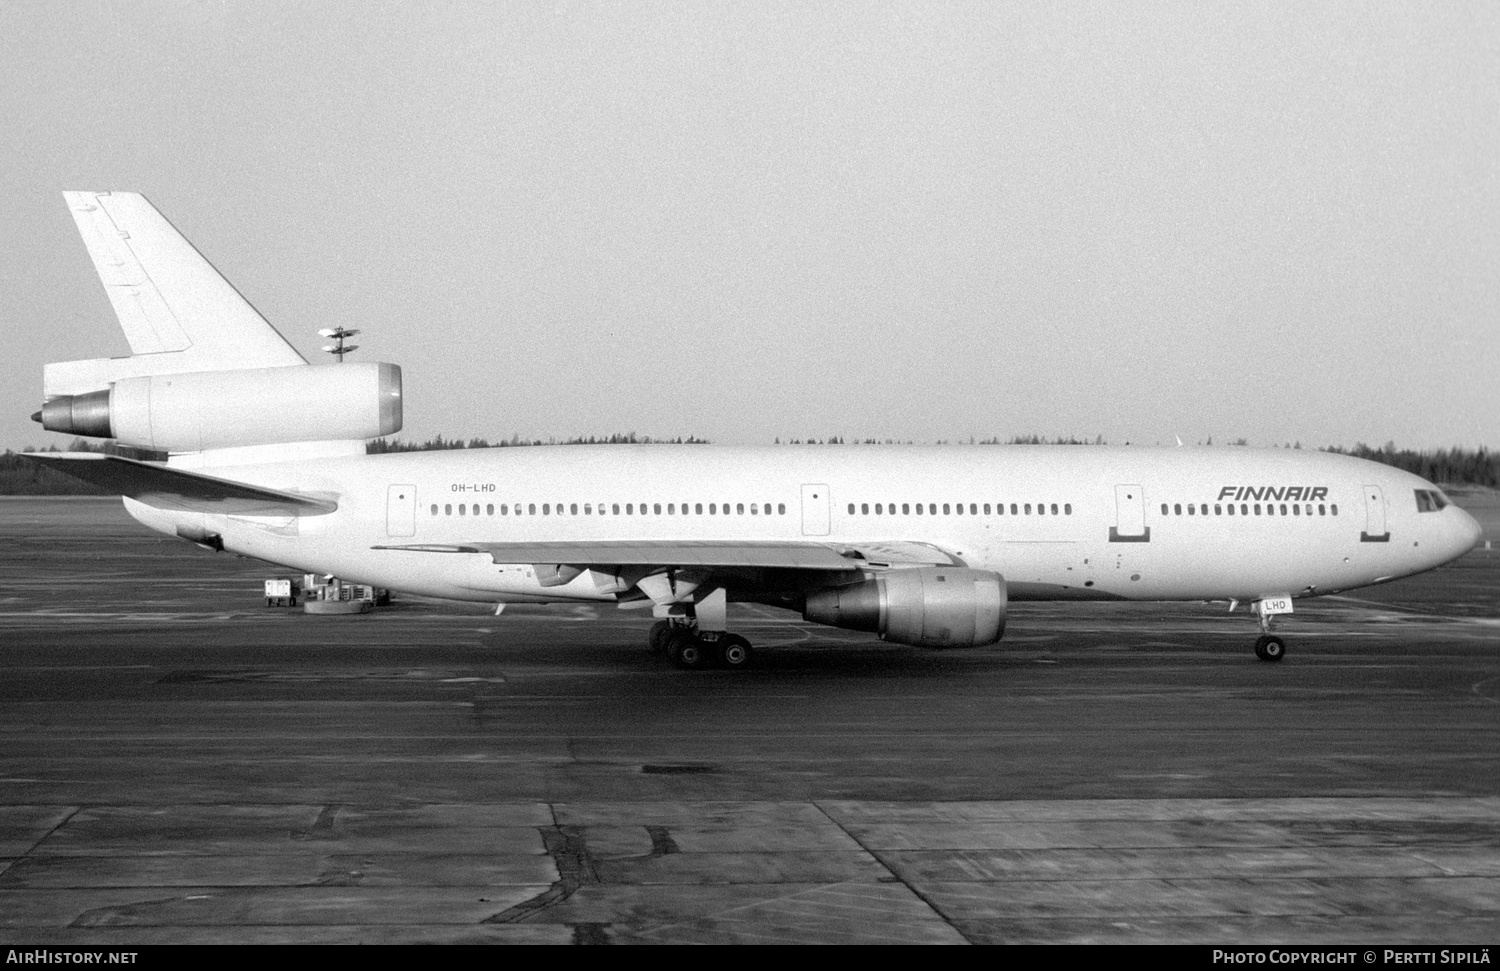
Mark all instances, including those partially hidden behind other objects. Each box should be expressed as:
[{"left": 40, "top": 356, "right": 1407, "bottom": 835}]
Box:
[
  {"left": 23, "top": 452, "right": 337, "bottom": 516},
  {"left": 373, "top": 539, "right": 964, "bottom": 571}
]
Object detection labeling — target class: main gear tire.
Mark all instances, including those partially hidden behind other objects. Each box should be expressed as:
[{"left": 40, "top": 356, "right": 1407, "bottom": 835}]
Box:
[
  {"left": 716, "top": 634, "right": 753, "bottom": 670},
  {"left": 667, "top": 630, "right": 710, "bottom": 670}
]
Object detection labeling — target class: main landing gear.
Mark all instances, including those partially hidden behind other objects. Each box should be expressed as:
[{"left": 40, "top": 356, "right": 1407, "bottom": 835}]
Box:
[{"left": 648, "top": 620, "right": 754, "bottom": 671}]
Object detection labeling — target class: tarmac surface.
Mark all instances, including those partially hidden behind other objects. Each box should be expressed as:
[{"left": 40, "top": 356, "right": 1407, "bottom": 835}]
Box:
[{"left": 0, "top": 495, "right": 1497, "bottom": 944}]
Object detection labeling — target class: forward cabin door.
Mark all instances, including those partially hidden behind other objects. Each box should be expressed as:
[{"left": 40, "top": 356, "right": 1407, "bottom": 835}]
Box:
[
  {"left": 387, "top": 484, "right": 417, "bottom": 537},
  {"left": 1361, "top": 484, "right": 1389, "bottom": 542},
  {"left": 801, "top": 483, "right": 831, "bottom": 536}
]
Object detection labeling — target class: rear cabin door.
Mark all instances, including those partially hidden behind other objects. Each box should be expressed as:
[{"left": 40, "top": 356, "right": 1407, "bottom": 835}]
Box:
[
  {"left": 387, "top": 484, "right": 417, "bottom": 537},
  {"left": 801, "top": 483, "right": 831, "bottom": 536}
]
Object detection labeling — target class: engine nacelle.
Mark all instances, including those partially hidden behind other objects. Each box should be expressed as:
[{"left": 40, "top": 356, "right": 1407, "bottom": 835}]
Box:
[
  {"left": 38, "top": 363, "right": 402, "bottom": 453},
  {"left": 803, "top": 567, "right": 1007, "bottom": 649}
]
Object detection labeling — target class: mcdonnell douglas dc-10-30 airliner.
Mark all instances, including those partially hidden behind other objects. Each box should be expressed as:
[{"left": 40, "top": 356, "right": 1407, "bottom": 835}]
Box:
[{"left": 29, "top": 192, "right": 1483, "bottom": 669}]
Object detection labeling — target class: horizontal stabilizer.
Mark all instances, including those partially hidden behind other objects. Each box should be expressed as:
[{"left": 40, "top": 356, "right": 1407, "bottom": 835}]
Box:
[
  {"left": 370, "top": 539, "right": 959, "bottom": 572},
  {"left": 23, "top": 453, "right": 337, "bottom": 516}
]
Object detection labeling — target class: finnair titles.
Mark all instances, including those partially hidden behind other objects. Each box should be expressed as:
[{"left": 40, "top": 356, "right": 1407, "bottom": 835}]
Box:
[{"left": 1217, "top": 486, "right": 1329, "bottom": 502}]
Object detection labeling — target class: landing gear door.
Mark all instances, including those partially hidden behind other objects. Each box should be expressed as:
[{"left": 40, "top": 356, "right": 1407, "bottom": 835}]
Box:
[
  {"left": 1361, "top": 484, "right": 1389, "bottom": 542},
  {"left": 387, "top": 484, "right": 417, "bottom": 537},
  {"left": 1111, "top": 484, "right": 1149, "bottom": 542},
  {"left": 801, "top": 483, "right": 831, "bottom": 536}
]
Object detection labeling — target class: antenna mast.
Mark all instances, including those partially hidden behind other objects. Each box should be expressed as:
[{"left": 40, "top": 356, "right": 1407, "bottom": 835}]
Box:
[{"left": 318, "top": 327, "right": 360, "bottom": 362}]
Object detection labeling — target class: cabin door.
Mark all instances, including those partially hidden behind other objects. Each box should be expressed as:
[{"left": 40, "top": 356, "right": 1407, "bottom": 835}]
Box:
[
  {"left": 1111, "top": 484, "right": 1149, "bottom": 541},
  {"left": 387, "top": 484, "right": 417, "bottom": 537},
  {"left": 801, "top": 483, "right": 831, "bottom": 536},
  {"left": 1361, "top": 484, "right": 1389, "bottom": 542}
]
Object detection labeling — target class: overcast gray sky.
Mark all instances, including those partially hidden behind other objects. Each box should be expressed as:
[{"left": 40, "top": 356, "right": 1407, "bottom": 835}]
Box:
[{"left": 2, "top": 1, "right": 1496, "bottom": 452}]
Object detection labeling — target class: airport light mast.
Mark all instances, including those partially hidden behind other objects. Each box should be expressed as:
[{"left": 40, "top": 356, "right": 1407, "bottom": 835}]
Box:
[{"left": 318, "top": 327, "right": 360, "bottom": 362}]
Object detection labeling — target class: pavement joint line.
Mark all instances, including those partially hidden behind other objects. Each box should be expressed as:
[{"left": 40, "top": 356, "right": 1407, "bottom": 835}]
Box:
[
  {"left": 811, "top": 799, "right": 974, "bottom": 944},
  {"left": 19, "top": 804, "right": 80, "bottom": 860}
]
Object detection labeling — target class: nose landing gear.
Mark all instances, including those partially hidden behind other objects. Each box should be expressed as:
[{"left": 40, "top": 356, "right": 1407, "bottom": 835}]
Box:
[
  {"left": 1254, "top": 633, "right": 1286, "bottom": 662},
  {"left": 1249, "top": 596, "right": 1292, "bottom": 662}
]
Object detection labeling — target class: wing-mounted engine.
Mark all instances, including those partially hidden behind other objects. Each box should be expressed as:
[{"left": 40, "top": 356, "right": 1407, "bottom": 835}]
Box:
[
  {"left": 37, "top": 362, "right": 402, "bottom": 452},
  {"left": 803, "top": 567, "right": 1007, "bottom": 649}
]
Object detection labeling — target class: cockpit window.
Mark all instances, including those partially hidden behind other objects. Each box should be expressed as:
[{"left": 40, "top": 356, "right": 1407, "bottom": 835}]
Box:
[{"left": 1414, "top": 489, "right": 1450, "bottom": 513}]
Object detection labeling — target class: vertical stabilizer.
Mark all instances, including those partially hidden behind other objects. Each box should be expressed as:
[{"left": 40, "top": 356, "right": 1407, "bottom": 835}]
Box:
[{"left": 47, "top": 191, "right": 307, "bottom": 396}]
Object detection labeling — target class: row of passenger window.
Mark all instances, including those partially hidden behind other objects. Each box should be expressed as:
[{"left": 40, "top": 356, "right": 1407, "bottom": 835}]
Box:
[
  {"left": 1164, "top": 502, "right": 1339, "bottom": 518},
  {"left": 847, "top": 501, "right": 1072, "bottom": 517},
  {"left": 432, "top": 501, "right": 788, "bottom": 518}
]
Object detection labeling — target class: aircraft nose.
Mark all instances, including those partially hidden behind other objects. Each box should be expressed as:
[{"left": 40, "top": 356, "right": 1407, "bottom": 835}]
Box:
[{"left": 1456, "top": 506, "right": 1484, "bottom": 554}]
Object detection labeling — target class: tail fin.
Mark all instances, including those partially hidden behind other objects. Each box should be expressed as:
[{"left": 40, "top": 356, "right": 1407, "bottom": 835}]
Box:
[{"left": 46, "top": 191, "right": 306, "bottom": 396}]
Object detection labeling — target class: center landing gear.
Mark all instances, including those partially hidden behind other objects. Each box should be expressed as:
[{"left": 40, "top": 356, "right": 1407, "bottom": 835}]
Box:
[{"left": 647, "top": 621, "right": 754, "bottom": 670}]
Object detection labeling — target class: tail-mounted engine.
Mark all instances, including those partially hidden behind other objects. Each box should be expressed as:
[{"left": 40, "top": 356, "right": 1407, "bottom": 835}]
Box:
[
  {"left": 803, "top": 567, "right": 1007, "bottom": 649},
  {"left": 36, "top": 362, "right": 402, "bottom": 452}
]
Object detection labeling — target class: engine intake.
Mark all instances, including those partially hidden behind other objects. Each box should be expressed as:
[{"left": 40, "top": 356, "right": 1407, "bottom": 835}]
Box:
[
  {"left": 36, "top": 362, "right": 401, "bottom": 452},
  {"left": 803, "top": 567, "right": 1007, "bottom": 649}
]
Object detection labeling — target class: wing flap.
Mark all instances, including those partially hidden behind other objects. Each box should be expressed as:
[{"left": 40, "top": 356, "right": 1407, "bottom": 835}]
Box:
[
  {"left": 841, "top": 540, "right": 966, "bottom": 567},
  {"left": 24, "top": 452, "right": 337, "bottom": 516}
]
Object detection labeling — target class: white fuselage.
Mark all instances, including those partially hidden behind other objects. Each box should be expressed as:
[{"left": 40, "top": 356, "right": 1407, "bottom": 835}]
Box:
[{"left": 124, "top": 444, "right": 1482, "bottom": 607}]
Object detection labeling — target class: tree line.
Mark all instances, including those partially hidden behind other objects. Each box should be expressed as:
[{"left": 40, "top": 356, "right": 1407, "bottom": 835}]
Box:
[
  {"left": 366, "top": 432, "right": 709, "bottom": 452},
  {"left": 1323, "top": 443, "right": 1498, "bottom": 489}
]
